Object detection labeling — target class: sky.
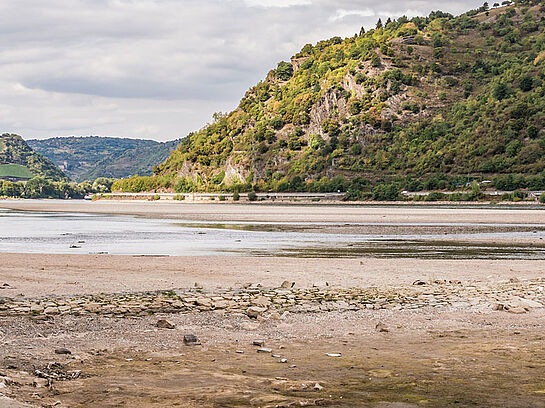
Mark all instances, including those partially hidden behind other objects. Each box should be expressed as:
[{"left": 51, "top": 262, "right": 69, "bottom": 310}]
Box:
[{"left": 0, "top": 0, "right": 483, "bottom": 141}]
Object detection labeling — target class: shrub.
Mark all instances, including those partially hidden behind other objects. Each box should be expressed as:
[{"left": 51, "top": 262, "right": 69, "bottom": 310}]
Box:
[
  {"left": 219, "top": 195, "right": 226, "bottom": 201},
  {"left": 173, "top": 194, "right": 185, "bottom": 201},
  {"left": 247, "top": 191, "right": 258, "bottom": 201},
  {"left": 233, "top": 191, "right": 240, "bottom": 201},
  {"left": 540, "top": 193, "right": 545, "bottom": 204}
]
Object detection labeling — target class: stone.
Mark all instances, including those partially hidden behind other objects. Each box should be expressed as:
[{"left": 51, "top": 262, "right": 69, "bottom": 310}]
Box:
[
  {"left": 251, "top": 296, "right": 271, "bottom": 307},
  {"left": 412, "top": 280, "right": 427, "bottom": 286},
  {"left": 280, "top": 358, "right": 288, "bottom": 363},
  {"left": 375, "top": 322, "right": 389, "bottom": 333},
  {"left": 516, "top": 297, "right": 543, "bottom": 309},
  {"left": 507, "top": 307, "right": 527, "bottom": 314},
  {"left": 183, "top": 334, "right": 199, "bottom": 345},
  {"left": 314, "top": 383, "right": 324, "bottom": 391},
  {"left": 156, "top": 319, "right": 176, "bottom": 329},
  {"left": 253, "top": 340, "right": 265, "bottom": 347},
  {"left": 369, "top": 369, "right": 392, "bottom": 378},
  {"left": 44, "top": 307, "right": 59, "bottom": 315},
  {"left": 54, "top": 348, "right": 72, "bottom": 355},
  {"left": 326, "top": 353, "right": 341, "bottom": 357},
  {"left": 257, "top": 347, "right": 273, "bottom": 353},
  {"left": 33, "top": 378, "right": 49, "bottom": 388},
  {"left": 492, "top": 303, "right": 505, "bottom": 311},
  {"left": 196, "top": 298, "right": 212, "bottom": 307},
  {"left": 280, "top": 281, "right": 295, "bottom": 289},
  {"left": 246, "top": 306, "right": 267, "bottom": 318},
  {"left": 212, "top": 300, "right": 230, "bottom": 309}
]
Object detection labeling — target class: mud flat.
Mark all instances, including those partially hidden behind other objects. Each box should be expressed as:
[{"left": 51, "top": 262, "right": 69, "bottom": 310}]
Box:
[{"left": 2, "top": 278, "right": 545, "bottom": 407}]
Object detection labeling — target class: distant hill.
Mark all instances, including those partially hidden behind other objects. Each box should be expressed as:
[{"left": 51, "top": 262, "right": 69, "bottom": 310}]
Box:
[
  {"left": 28, "top": 136, "right": 180, "bottom": 182},
  {"left": 0, "top": 133, "right": 68, "bottom": 182},
  {"left": 114, "top": 2, "right": 545, "bottom": 197}
]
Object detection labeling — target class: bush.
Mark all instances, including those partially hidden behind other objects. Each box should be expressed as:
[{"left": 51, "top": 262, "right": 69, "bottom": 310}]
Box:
[
  {"left": 233, "top": 191, "right": 240, "bottom": 201},
  {"left": 247, "top": 191, "right": 258, "bottom": 201},
  {"left": 540, "top": 193, "right": 545, "bottom": 204},
  {"left": 219, "top": 195, "right": 226, "bottom": 201},
  {"left": 173, "top": 194, "right": 185, "bottom": 201},
  {"left": 425, "top": 191, "right": 446, "bottom": 201}
]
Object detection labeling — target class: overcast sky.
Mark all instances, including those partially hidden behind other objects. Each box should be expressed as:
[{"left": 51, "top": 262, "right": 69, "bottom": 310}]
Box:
[{"left": 0, "top": 0, "right": 482, "bottom": 141}]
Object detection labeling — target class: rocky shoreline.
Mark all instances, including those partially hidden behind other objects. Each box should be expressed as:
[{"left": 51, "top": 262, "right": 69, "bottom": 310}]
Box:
[{"left": 2, "top": 277, "right": 544, "bottom": 320}]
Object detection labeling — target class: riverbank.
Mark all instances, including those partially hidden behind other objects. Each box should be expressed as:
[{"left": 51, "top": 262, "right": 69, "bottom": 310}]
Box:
[{"left": 2, "top": 202, "right": 545, "bottom": 407}]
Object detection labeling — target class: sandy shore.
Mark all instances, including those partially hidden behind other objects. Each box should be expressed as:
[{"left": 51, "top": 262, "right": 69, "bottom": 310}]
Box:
[
  {"left": 0, "top": 253, "right": 544, "bottom": 298},
  {"left": 2, "top": 199, "right": 545, "bottom": 224}
]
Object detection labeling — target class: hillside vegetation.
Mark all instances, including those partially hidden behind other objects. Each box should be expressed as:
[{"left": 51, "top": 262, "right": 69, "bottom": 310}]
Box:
[
  {"left": 0, "top": 134, "right": 67, "bottom": 181},
  {"left": 113, "top": 1, "right": 545, "bottom": 199},
  {"left": 29, "top": 137, "right": 180, "bottom": 182}
]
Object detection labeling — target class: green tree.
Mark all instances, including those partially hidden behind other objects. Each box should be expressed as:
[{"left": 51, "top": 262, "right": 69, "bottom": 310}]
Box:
[{"left": 276, "top": 61, "right": 293, "bottom": 81}]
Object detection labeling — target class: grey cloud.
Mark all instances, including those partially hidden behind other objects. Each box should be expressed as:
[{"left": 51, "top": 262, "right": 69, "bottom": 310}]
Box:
[{"left": 0, "top": 0, "right": 483, "bottom": 140}]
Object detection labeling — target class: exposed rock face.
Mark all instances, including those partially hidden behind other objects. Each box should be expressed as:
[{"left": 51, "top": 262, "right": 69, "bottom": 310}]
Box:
[
  {"left": 309, "top": 89, "right": 348, "bottom": 137},
  {"left": 291, "top": 56, "right": 309, "bottom": 72},
  {"left": 224, "top": 159, "right": 248, "bottom": 184}
]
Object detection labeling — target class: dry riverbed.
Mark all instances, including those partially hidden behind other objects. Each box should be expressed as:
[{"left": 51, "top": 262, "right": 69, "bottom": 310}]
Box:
[
  {"left": 2, "top": 201, "right": 545, "bottom": 407},
  {"left": 2, "top": 277, "right": 545, "bottom": 407}
]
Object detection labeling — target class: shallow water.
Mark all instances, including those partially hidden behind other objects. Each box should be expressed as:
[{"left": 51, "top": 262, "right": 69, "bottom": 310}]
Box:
[{"left": 1, "top": 209, "right": 545, "bottom": 259}]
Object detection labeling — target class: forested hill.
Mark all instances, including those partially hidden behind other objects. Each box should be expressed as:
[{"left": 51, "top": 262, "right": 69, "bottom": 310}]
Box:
[
  {"left": 114, "top": 1, "right": 545, "bottom": 197},
  {"left": 0, "top": 134, "right": 67, "bottom": 182},
  {"left": 28, "top": 137, "right": 180, "bottom": 182}
]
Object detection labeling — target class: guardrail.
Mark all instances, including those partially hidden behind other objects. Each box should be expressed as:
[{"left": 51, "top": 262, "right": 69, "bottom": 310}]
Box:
[{"left": 98, "top": 192, "right": 347, "bottom": 200}]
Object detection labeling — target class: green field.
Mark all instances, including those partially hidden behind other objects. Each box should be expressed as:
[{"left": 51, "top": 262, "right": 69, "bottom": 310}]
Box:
[{"left": 0, "top": 164, "right": 34, "bottom": 179}]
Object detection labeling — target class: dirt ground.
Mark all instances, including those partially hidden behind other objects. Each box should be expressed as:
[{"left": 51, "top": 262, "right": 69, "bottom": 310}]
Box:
[
  {"left": 2, "top": 309, "right": 545, "bottom": 408},
  {"left": 1, "top": 201, "right": 545, "bottom": 407}
]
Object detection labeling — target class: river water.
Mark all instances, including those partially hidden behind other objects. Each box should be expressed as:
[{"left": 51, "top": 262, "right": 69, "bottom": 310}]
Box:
[{"left": 1, "top": 208, "right": 545, "bottom": 259}]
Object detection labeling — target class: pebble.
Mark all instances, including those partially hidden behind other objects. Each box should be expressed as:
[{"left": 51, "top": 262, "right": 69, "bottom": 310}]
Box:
[
  {"left": 253, "top": 340, "right": 265, "bottom": 347},
  {"left": 375, "top": 322, "right": 389, "bottom": 333},
  {"left": 257, "top": 348, "right": 273, "bottom": 353},
  {"left": 183, "top": 334, "right": 199, "bottom": 345},
  {"left": 156, "top": 319, "right": 176, "bottom": 329},
  {"left": 326, "top": 353, "right": 342, "bottom": 357},
  {"left": 54, "top": 348, "right": 72, "bottom": 355}
]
